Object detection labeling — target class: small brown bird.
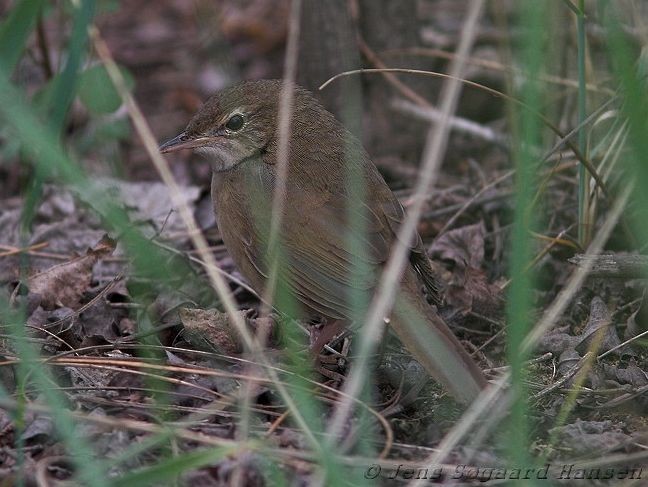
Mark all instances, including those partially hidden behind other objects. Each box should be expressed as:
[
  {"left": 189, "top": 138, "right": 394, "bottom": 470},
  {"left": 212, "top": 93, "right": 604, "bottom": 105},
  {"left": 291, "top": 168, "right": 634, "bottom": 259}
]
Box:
[{"left": 160, "top": 80, "right": 487, "bottom": 403}]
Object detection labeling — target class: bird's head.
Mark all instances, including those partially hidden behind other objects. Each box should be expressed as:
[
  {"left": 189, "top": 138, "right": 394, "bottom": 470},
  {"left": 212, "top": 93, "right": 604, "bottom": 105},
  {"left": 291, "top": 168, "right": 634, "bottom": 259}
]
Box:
[{"left": 160, "top": 80, "right": 292, "bottom": 172}]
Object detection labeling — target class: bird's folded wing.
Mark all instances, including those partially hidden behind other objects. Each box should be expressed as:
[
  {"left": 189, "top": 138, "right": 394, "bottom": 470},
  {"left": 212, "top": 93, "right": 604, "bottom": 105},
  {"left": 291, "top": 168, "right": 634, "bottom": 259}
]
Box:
[
  {"left": 277, "top": 187, "right": 424, "bottom": 320},
  {"left": 233, "top": 168, "right": 441, "bottom": 318}
]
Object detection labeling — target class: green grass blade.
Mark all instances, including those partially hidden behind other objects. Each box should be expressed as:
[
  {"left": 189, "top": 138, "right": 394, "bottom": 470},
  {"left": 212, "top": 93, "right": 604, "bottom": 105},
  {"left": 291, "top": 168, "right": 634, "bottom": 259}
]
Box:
[
  {"left": 112, "top": 446, "right": 234, "bottom": 487},
  {"left": 0, "top": 0, "right": 46, "bottom": 73},
  {"left": 506, "top": 0, "right": 547, "bottom": 478},
  {"left": 47, "top": 0, "right": 96, "bottom": 134},
  {"left": 576, "top": 0, "right": 589, "bottom": 245}
]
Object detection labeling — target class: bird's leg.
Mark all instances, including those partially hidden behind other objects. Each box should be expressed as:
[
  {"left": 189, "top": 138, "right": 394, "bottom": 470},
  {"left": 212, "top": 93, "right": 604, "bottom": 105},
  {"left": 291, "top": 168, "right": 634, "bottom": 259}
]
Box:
[
  {"left": 308, "top": 319, "right": 348, "bottom": 383},
  {"left": 310, "top": 319, "right": 346, "bottom": 363},
  {"left": 309, "top": 319, "right": 347, "bottom": 355},
  {"left": 310, "top": 320, "right": 347, "bottom": 354}
]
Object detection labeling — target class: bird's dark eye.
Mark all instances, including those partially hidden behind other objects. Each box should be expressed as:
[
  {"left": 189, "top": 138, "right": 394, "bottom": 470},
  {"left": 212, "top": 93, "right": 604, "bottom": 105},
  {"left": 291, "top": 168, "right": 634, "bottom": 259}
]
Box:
[
  {"left": 180, "top": 134, "right": 189, "bottom": 141},
  {"left": 225, "top": 114, "right": 244, "bottom": 131}
]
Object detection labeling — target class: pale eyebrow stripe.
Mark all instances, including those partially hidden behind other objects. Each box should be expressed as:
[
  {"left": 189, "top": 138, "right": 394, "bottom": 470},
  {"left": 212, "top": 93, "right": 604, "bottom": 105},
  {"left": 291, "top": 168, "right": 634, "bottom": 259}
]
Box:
[
  {"left": 206, "top": 109, "right": 245, "bottom": 135},
  {"left": 225, "top": 108, "right": 245, "bottom": 120}
]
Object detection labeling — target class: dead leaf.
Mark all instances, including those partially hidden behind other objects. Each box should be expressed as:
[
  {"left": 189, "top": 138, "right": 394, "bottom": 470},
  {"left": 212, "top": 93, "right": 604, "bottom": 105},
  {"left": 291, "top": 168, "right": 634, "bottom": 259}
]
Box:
[
  {"left": 443, "top": 266, "right": 503, "bottom": 318},
  {"left": 430, "top": 222, "right": 486, "bottom": 270},
  {"left": 602, "top": 360, "right": 648, "bottom": 388},
  {"left": 27, "top": 236, "right": 115, "bottom": 310},
  {"left": 538, "top": 322, "right": 579, "bottom": 355},
  {"left": 429, "top": 222, "right": 502, "bottom": 319},
  {"left": 549, "top": 420, "right": 631, "bottom": 455},
  {"left": 626, "top": 290, "right": 648, "bottom": 340},
  {"left": 180, "top": 307, "right": 244, "bottom": 354},
  {"left": 575, "top": 297, "right": 626, "bottom": 355}
]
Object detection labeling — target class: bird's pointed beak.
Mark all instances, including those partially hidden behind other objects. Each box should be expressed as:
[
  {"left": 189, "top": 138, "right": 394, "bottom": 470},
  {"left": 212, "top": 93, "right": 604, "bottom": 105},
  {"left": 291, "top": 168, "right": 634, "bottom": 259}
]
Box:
[{"left": 159, "top": 132, "right": 209, "bottom": 154}]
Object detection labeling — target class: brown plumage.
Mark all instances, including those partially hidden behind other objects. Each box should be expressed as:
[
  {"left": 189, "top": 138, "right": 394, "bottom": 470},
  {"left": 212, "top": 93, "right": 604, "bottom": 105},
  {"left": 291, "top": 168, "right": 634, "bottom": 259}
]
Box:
[{"left": 160, "top": 79, "right": 487, "bottom": 403}]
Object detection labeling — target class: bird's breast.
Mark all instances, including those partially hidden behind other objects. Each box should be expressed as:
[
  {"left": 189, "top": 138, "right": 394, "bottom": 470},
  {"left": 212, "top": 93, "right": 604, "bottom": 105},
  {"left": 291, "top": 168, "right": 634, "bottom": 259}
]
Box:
[{"left": 210, "top": 164, "right": 275, "bottom": 292}]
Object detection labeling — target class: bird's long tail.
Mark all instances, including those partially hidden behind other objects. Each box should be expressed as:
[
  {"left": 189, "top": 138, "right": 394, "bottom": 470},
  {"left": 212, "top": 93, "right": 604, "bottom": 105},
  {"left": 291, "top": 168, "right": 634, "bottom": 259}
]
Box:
[{"left": 389, "top": 269, "right": 488, "bottom": 404}]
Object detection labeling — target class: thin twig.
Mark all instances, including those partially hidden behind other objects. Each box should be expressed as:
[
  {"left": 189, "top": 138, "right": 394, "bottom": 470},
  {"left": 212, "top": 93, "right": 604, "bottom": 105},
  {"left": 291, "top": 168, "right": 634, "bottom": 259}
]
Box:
[
  {"left": 356, "top": 38, "right": 432, "bottom": 109},
  {"left": 383, "top": 46, "right": 614, "bottom": 95},
  {"left": 0, "top": 241, "right": 49, "bottom": 258},
  {"left": 532, "top": 352, "right": 591, "bottom": 400},
  {"left": 598, "top": 328, "right": 648, "bottom": 360},
  {"left": 393, "top": 98, "right": 509, "bottom": 147},
  {"left": 483, "top": 352, "right": 553, "bottom": 374}
]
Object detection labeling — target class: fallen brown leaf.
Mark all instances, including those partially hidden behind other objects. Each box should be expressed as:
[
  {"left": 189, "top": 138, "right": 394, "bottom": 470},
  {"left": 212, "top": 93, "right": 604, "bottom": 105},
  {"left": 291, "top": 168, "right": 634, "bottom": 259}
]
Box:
[{"left": 27, "top": 236, "right": 115, "bottom": 310}]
